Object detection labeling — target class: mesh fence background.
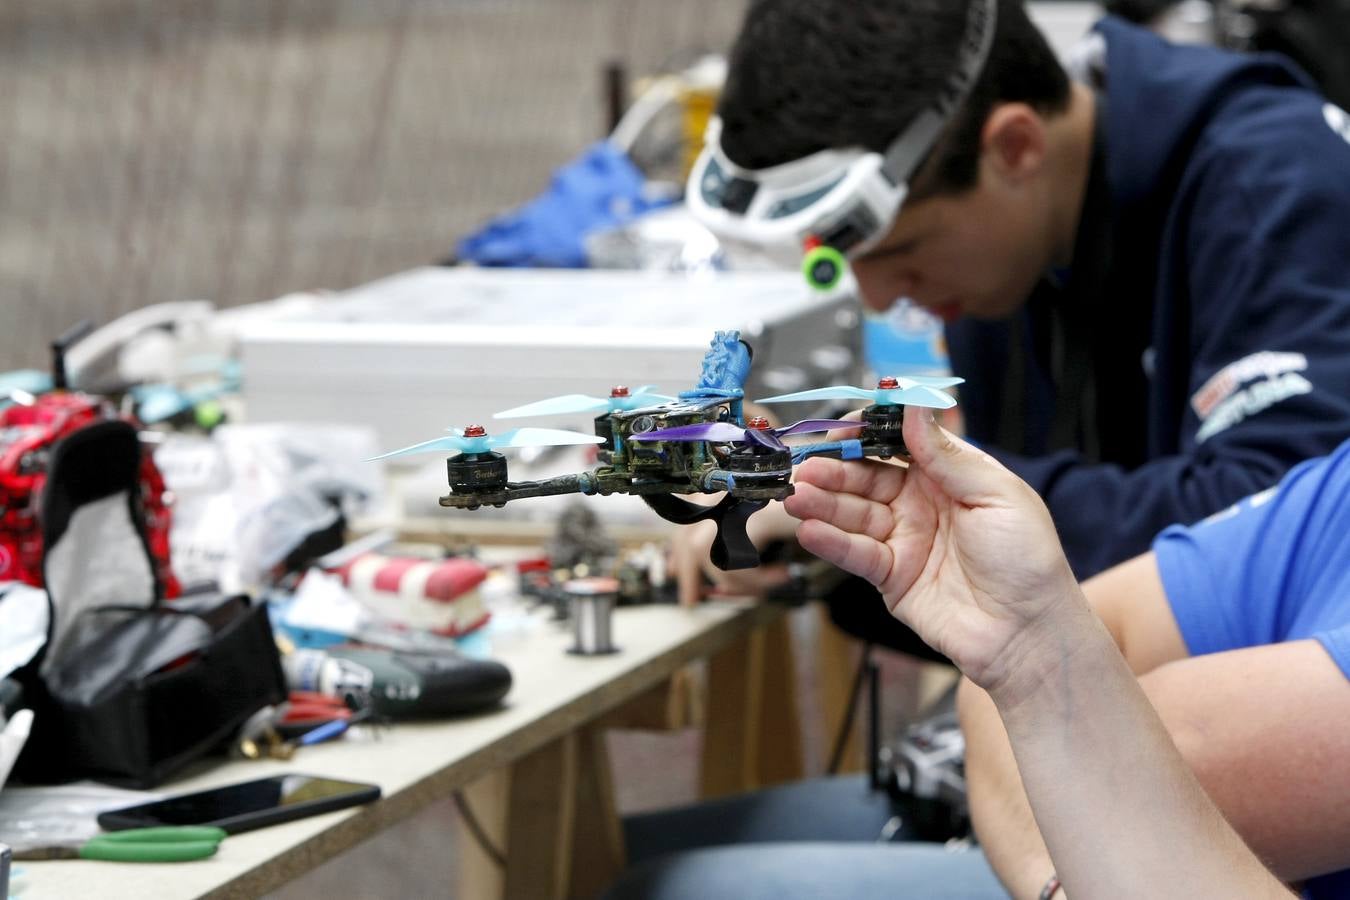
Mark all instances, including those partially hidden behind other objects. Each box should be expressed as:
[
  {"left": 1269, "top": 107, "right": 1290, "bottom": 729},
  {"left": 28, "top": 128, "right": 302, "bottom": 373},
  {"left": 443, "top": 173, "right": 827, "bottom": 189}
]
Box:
[{"left": 0, "top": 0, "right": 749, "bottom": 371}]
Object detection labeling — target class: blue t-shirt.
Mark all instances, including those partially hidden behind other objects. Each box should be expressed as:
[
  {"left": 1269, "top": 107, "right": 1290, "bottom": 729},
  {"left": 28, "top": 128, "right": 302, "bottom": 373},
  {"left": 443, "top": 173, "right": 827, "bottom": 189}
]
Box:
[{"left": 1153, "top": 437, "right": 1350, "bottom": 898}]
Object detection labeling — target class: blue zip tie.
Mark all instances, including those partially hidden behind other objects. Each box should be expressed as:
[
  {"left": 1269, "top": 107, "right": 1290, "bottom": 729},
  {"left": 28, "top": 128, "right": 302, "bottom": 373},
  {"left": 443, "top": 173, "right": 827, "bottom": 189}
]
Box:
[{"left": 792, "top": 439, "right": 864, "bottom": 466}]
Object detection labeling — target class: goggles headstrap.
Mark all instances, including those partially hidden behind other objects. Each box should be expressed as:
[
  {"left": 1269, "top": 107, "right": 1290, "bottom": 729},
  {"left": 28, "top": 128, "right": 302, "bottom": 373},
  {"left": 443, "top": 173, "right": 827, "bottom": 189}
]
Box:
[{"left": 880, "top": 0, "right": 999, "bottom": 187}]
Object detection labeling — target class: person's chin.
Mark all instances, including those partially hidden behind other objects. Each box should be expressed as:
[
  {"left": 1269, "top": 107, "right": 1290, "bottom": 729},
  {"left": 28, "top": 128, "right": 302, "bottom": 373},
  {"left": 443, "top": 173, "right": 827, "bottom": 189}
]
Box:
[
  {"left": 932, "top": 302, "right": 964, "bottom": 323},
  {"left": 958, "top": 294, "right": 1023, "bottom": 321}
]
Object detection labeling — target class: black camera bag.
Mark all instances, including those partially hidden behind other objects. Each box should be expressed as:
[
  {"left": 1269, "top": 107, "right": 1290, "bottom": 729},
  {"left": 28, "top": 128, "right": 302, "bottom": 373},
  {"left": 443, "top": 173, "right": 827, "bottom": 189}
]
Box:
[{"left": 13, "top": 419, "right": 285, "bottom": 787}]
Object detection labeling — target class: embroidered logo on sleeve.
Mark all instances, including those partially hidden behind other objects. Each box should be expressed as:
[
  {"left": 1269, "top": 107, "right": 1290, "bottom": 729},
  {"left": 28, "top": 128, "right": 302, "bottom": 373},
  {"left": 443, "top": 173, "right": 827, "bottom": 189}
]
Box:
[
  {"left": 1191, "top": 351, "right": 1313, "bottom": 443},
  {"left": 1327, "top": 103, "right": 1350, "bottom": 145},
  {"left": 1198, "top": 485, "right": 1279, "bottom": 528}
]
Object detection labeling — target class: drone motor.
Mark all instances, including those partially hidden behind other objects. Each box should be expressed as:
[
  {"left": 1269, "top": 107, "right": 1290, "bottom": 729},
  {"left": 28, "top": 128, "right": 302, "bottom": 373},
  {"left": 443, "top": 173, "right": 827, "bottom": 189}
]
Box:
[
  {"left": 444, "top": 426, "right": 510, "bottom": 504},
  {"left": 723, "top": 417, "right": 793, "bottom": 480},
  {"left": 862, "top": 379, "right": 909, "bottom": 458}
]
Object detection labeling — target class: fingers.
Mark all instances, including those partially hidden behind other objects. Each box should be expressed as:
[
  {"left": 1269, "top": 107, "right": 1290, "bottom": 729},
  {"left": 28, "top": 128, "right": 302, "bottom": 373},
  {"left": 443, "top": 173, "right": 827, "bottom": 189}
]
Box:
[
  {"left": 783, "top": 480, "right": 898, "bottom": 543},
  {"left": 795, "top": 518, "right": 892, "bottom": 586},
  {"left": 823, "top": 408, "right": 865, "bottom": 442},
  {"left": 792, "top": 454, "right": 907, "bottom": 502},
  {"left": 901, "top": 405, "right": 1017, "bottom": 507}
]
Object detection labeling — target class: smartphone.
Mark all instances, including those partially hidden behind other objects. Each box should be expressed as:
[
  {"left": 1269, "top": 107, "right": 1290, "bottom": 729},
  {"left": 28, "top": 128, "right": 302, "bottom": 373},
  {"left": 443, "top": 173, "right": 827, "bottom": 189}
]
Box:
[{"left": 97, "top": 774, "right": 381, "bottom": 834}]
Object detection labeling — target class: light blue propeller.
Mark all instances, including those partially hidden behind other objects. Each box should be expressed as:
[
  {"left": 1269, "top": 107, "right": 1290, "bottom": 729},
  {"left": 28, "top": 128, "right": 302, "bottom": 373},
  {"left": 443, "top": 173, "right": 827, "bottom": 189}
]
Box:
[
  {"left": 134, "top": 384, "right": 199, "bottom": 424},
  {"left": 132, "top": 359, "right": 243, "bottom": 424},
  {"left": 494, "top": 385, "right": 674, "bottom": 419},
  {"left": 372, "top": 426, "right": 603, "bottom": 461},
  {"left": 0, "top": 369, "right": 52, "bottom": 408},
  {"left": 757, "top": 375, "right": 964, "bottom": 411}
]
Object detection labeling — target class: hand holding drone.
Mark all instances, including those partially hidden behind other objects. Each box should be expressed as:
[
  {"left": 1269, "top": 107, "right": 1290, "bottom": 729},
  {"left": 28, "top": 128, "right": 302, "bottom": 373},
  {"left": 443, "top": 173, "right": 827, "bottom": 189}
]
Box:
[{"left": 374, "top": 331, "right": 962, "bottom": 570}]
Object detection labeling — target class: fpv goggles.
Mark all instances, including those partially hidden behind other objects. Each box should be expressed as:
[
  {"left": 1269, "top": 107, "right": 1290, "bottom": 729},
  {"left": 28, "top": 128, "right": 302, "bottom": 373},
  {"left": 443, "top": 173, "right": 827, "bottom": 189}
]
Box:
[{"left": 688, "top": 0, "right": 997, "bottom": 290}]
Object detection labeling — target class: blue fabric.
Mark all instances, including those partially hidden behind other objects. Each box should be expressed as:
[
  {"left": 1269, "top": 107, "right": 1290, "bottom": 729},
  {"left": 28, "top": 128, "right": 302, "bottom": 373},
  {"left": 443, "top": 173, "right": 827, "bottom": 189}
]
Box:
[
  {"left": 952, "top": 18, "right": 1350, "bottom": 579},
  {"left": 1153, "top": 438, "right": 1350, "bottom": 898},
  {"left": 616, "top": 777, "right": 1004, "bottom": 899},
  {"left": 624, "top": 775, "right": 903, "bottom": 865},
  {"left": 604, "top": 842, "right": 1004, "bottom": 900},
  {"left": 455, "top": 140, "right": 671, "bottom": 268}
]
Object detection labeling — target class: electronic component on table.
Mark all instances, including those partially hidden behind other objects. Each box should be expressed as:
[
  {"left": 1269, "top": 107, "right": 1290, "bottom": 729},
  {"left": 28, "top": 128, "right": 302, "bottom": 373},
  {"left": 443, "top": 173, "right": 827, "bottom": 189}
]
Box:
[{"left": 284, "top": 646, "right": 512, "bottom": 719}]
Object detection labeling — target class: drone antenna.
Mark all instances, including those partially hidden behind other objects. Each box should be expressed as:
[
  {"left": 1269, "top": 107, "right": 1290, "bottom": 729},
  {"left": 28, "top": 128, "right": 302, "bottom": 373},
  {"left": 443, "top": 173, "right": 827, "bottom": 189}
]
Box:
[{"left": 51, "top": 319, "right": 94, "bottom": 390}]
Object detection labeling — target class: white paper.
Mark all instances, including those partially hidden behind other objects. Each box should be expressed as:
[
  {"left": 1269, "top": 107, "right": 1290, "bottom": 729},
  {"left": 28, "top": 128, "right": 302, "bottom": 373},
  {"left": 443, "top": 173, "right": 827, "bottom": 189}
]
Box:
[
  {"left": 0, "top": 585, "right": 49, "bottom": 682},
  {"left": 0, "top": 711, "right": 33, "bottom": 794}
]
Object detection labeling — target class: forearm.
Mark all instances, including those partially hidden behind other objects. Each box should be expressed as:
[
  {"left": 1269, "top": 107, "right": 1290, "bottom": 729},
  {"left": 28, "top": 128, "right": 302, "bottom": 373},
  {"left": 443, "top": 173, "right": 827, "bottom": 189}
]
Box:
[
  {"left": 959, "top": 677, "right": 1056, "bottom": 899},
  {"left": 990, "top": 602, "right": 1292, "bottom": 899},
  {"left": 962, "top": 554, "right": 1184, "bottom": 898}
]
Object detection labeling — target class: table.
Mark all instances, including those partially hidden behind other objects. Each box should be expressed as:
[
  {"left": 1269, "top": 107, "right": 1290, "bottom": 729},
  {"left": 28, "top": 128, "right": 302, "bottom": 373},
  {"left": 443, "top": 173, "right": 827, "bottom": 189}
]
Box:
[{"left": 19, "top": 600, "right": 797, "bottom": 900}]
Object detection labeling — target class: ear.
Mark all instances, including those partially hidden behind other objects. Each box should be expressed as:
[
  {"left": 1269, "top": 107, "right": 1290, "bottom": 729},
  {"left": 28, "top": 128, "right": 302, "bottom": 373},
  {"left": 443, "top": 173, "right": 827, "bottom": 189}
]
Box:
[{"left": 980, "top": 104, "right": 1047, "bottom": 183}]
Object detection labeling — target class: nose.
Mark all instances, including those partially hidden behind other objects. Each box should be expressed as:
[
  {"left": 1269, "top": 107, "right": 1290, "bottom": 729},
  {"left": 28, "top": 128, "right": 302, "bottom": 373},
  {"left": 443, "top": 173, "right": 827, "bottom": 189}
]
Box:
[{"left": 851, "top": 261, "right": 916, "bottom": 313}]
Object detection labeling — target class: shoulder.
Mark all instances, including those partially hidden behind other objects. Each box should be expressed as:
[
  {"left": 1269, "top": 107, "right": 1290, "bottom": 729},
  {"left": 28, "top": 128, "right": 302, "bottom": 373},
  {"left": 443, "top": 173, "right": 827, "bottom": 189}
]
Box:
[
  {"left": 1187, "top": 88, "right": 1350, "bottom": 214},
  {"left": 1154, "top": 440, "right": 1350, "bottom": 651}
]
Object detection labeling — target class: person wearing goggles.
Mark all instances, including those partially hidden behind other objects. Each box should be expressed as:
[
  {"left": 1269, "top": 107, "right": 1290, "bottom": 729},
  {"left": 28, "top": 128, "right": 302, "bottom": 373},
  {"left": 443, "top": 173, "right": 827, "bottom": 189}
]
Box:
[
  {"left": 687, "top": 0, "right": 1350, "bottom": 584},
  {"left": 688, "top": 0, "right": 997, "bottom": 299},
  {"left": 638, "top": 0, "right": 1350, "bottom": 897}
]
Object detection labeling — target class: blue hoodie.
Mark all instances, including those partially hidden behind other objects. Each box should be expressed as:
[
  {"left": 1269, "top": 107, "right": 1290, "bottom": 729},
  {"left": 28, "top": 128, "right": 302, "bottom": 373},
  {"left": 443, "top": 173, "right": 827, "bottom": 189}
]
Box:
[{"left": 948, "top": 17, "right": 1350, "bottom": 579}]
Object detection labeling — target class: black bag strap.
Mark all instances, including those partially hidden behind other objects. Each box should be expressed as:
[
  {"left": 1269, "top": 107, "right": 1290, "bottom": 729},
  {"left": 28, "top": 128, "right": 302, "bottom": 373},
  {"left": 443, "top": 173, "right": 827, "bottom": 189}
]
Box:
[{"left": 40, "top": 418, "right": 162, "bottom": 608}]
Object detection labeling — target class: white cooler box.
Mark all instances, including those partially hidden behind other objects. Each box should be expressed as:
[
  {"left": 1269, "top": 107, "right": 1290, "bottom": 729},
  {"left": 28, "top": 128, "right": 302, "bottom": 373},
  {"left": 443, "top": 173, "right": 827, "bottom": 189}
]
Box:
[{"left": 239, "top": 267, "right": 862, "bottom": 457}]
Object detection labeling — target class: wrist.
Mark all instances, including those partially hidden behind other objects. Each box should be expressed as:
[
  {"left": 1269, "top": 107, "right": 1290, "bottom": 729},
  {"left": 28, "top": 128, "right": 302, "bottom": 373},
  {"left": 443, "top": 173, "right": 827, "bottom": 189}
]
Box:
[{"left": 981, "top": 593, "right": 1110, "bottom": 715}]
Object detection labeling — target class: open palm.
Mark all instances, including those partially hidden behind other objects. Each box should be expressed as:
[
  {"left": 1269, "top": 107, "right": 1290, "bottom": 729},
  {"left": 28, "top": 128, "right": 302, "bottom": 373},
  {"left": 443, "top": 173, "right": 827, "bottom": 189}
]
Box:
[{"left": 784, "top": 407, "right": 1081, "bottom": 691}]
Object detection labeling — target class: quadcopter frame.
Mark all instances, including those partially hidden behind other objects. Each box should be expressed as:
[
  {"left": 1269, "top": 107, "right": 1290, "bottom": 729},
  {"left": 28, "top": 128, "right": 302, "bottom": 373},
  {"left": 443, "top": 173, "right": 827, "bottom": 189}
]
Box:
[{"left": 424, "top": 332, "right": 927, "bottom": 570}]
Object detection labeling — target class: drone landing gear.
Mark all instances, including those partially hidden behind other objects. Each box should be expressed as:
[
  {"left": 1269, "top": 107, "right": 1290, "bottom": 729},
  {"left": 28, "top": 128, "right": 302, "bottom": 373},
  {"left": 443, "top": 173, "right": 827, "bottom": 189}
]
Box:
[{"left": 643, "top": 493, "right": 769, "bottom": 571}]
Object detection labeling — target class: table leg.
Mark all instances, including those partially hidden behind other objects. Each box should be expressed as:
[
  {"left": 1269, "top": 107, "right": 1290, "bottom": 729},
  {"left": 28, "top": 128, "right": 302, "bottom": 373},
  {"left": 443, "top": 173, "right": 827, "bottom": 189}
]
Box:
[
  {"left": 596, "top": 671, "right": 697, "bottom": 731},
  {"left": 502, "top": 732, "right": 579, "bottom": 900},
  {"left": 457, "top": 769, "right": 509, "bottom": 899},
  {"left": 700, "top": 610, "right": 803, "bottom": 797},
  {"left": 817, "top": 604, "right": 866, "bottom": 773},
  {"left": 567, "top": 725, "right": 626, "bottom": 899},
  {"left": 755, "top": 611, "right": 804, "bottom": 786}
]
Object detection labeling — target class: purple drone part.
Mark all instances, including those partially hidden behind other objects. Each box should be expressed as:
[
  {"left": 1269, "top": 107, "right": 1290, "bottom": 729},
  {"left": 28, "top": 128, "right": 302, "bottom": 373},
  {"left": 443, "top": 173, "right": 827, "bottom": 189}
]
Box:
[
  {"left": 776, "top": 419, "right": 865, "bottom": 438},
  {"left": 630, "top": 418, "right": 862, "bottom": 447},
  {"left": 745, "top": 428, "right": 786, "bottom": 451},
  {"left": 630, "top": 421, "right": 747, "bottom": 443}
]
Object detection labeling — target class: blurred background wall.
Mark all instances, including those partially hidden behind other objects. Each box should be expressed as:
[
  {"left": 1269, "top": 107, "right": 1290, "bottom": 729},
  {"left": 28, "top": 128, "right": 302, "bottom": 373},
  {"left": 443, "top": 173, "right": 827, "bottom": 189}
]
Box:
[{"left": 0, "top": 0, "right": 750, "bottom": 372}]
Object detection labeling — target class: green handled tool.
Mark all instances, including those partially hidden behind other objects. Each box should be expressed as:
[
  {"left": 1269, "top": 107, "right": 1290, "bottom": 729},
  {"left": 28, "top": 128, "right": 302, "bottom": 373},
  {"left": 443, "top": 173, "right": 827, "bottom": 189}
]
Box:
[{"left": 14, "top": 826, "right": 227, "bottom": 862}]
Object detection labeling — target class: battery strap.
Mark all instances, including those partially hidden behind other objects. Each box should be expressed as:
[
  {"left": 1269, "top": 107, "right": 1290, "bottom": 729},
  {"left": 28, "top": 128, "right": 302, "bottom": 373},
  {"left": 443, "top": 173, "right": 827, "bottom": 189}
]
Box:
[{"left": 641, "top": 494, "right": 769, "bottom": 571}]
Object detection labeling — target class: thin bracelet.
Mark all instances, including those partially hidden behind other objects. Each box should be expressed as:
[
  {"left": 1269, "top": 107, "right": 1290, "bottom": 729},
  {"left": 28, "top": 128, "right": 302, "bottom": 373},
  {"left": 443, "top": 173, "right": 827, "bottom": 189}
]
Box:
[{"left": 1038, "top": 873, "right": 1063, "bottom": 900}]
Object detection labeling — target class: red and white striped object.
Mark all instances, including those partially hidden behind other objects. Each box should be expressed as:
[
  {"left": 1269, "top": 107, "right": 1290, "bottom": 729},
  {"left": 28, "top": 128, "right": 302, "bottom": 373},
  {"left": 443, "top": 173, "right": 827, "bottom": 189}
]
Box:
[{"left": 332, "top": 553, "right": 490, "bottom": 637}]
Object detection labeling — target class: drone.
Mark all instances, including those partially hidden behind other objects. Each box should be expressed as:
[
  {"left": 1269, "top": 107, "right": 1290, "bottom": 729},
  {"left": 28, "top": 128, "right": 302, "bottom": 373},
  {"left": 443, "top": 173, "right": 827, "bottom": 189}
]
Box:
[{"left": 374, "top": 332, "right": 962, "bottom": 570}]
